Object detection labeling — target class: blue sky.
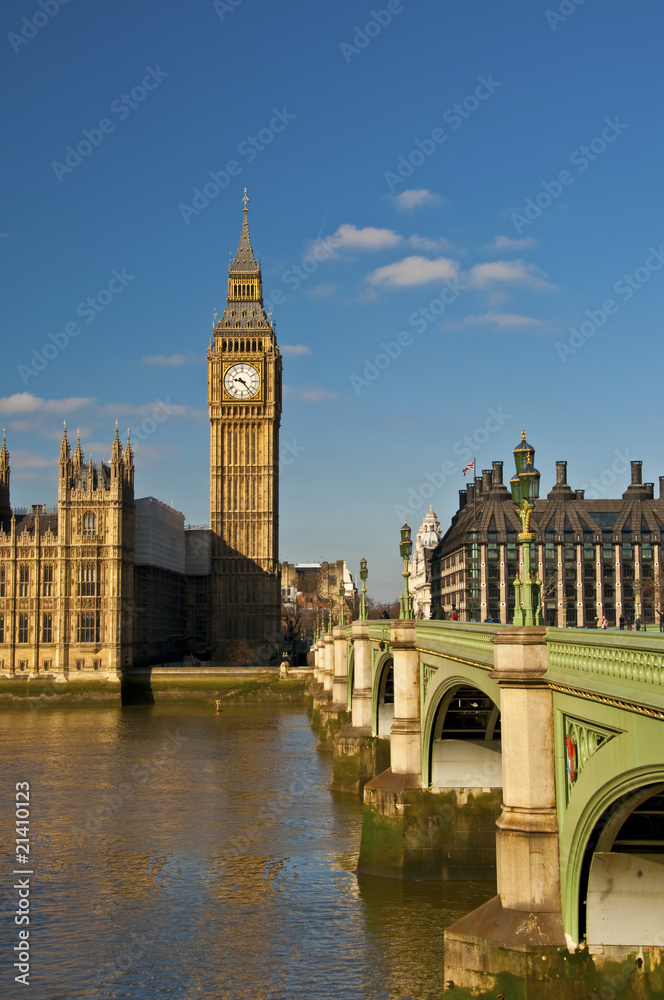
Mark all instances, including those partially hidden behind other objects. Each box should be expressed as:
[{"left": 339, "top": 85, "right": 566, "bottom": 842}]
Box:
[{"left": 1, "top": 0, "right": 663, "bottom": 601}]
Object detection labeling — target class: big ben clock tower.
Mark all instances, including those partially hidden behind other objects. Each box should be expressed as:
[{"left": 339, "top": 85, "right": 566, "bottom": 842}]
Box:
[{"left": 207, "top": 190, "right": 282, "bottom": 659}]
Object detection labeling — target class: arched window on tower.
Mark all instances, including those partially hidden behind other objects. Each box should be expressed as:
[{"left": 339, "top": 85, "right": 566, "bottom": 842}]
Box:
[
  {"left": 83, "top": 514, "right": 97, "bottom": 537},
  {"left": 234, "top": 340, "right": 239, "bottom": 350},
  {"left": 252, "top": 339, "right": 256, "bottom": 351},
  {"left": 222, "top": 340, "right": 227, "bottom": 351},
  {"left": 258, "top": 340, "right": 262, "bottom": 352}
]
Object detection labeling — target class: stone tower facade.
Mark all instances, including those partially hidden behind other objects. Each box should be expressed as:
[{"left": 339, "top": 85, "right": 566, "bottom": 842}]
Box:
[
  {"left": 207, "top": 192, "right": 282, "bottom": 657},
  {"left": 0, "top": 426, "right": 135, "bottom": 677},
  {"left": 410, "top": 506, "right": 442, "bottom": 618}
]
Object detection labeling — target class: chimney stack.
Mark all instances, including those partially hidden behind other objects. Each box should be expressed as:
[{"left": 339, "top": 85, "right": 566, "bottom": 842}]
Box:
[
  {"left": 631, "top": 461, "right": 642, "bottom": 485},
  {"left": 556, "top": 461, "right": 567, "bottom": 485},
  {"left": 482, "top": 469, "right": 492, "bottom": 491},
  {"left": 459, "top": 490, "right": 467, "bottom": 509},
  {"left": 492, "top": 460, "right": 503, "bottom": 486},
  {"left": 659, "top": 476, "right": 664, "bottom": 500}
]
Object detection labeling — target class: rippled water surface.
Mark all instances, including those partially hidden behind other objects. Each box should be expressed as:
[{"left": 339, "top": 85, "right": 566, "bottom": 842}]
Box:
[{"left": 0, "top": 700, "right": 494, "bottom": 999}]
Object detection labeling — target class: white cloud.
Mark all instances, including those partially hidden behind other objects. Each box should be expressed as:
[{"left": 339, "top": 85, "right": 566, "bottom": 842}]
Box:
[
  {"left": 492, "top": 235, "right": 536, "bottom": 250},
  {"left": 469, "top": 259, "right": 553, "bottom": 290},
  {"left": 100, "top": 401, "right": 204, "bottom": 420},
  {"left": 142, "top": 354, "right": 186, "bottom": 366},
  {"left": 299, "top": 386, "right": 338, "bottom": 402},
  {"left": 284, "top": 384, "right": 338, "bottom": 403},
  {"left": 0, "top": 393, "right": 93, "bottom": 416},
  {"left": 408, "top": 234, "right": 453, "bottom": 253},
  {"left": 456, "top": 312, "right": 545, "bottom": 329},
  {"left": 330, "top": 223, "right": 402, "bottom": 251},
  {"left": 366, "top": 255, "right": 459, "bottom": 288},
  {"left": 8, "top": 449, "right": 57, "bottom": 469},
  {"left": 307, "top": 283, "right": 336, "bottom": 299},
  {"left": 281, "top": 344, "right": 311, "bottom": 357},
  {"left": 393, "top": 189, "right": 445, "bottom": 210}
]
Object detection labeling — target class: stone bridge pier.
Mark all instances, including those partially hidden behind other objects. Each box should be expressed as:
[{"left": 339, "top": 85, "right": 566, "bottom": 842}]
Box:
[{"left": 444, "top": 627, "right": 569, "bottom": 995}]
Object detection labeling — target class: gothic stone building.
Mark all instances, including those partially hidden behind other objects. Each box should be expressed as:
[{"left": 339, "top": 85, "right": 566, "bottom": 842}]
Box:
[
  {"left": 0, "top": 427, "right": 135, "bottom": 677},
  {"left": 431, "top": 458, "right": 664, "bottom": 627}
]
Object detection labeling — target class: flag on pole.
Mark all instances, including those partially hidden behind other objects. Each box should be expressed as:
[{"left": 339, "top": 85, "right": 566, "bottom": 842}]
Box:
[{"left": 462, "top": 461, "right": 475, "bottom": 477}]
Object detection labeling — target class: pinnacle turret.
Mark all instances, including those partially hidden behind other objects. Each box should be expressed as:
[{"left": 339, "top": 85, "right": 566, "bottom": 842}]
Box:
[
  {"left": 111, "top": 422, "right": 122, "bottom": 464},
  {"left": 0, "top": 429, "right": 8, "bottom": 482},
  {"left": 60, "top": 422, "right": 70, "bottom": 462}
]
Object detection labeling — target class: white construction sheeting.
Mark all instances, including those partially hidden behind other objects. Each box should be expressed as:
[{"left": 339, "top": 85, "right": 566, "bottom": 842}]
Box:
[{"left": 134, "top": 497, "right": 186, "bottom": 573}]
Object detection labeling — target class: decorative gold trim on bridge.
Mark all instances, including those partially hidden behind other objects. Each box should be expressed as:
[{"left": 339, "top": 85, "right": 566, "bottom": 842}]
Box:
[
  {"left": 415, "top": 648, "right": 492, "bottom": 672},
  {"left": 367, "top": 638, "right": 490, "bottom": 673},
  {"left": 550, "top": 682, "right": 664, "bottom": 721}
]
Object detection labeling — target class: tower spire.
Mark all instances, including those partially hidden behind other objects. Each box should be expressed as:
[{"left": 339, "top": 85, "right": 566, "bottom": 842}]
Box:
[
  {"left": 0, "top": 428, "right": 9, "bottom": 488},
  {"left": 230, "top": 189, "right": 259, "bottom": 273}
]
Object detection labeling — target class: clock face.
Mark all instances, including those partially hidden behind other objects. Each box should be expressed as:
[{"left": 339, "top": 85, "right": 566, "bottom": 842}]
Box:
[{"left": 224, "top": 362, "right": 261, "bottom": 400}]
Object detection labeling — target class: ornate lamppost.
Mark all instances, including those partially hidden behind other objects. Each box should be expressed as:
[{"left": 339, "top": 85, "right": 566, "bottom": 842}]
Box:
[
  {"left": 509, "top": 430, "right": 543, "bottom": 627},
  {"left": 634, "top": 579, "right": 642, "bottom": 629},
  {"left": 399, "top": 519, "right": 414, "bottom": 619},
  {"left": 339, "top": 580, "right": 346, "bottom": 627},
  {"left": 359, "top": 555, "right": 368, "bottom": 620}
]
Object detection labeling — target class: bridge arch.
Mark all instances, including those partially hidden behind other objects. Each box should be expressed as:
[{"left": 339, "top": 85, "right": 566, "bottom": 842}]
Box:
[
  {"left": 564, "top": 765, "right": 664, "bottom": 947},
  {"left": 421, "top": 675, "right": 501, "bottom": 789},
  {"left": 372, "top": 652, "right": 394, "bottom": 737}
]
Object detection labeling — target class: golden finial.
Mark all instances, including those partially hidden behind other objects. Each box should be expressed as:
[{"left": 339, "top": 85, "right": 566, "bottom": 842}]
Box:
[
  {"left": 521, "top": 428, "right": 526, "bottom": 440},
  {"left": 242, "top": 188, "right": 249, "bottom": 212}
]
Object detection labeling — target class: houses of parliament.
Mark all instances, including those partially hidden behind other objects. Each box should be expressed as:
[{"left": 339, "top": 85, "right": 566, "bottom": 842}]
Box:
[{"left": 0, "top": 192, "right": 282, "bottom": 676}]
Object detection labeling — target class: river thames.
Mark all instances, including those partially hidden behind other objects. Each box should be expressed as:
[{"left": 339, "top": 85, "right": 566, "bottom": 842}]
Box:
[{"left": 0, "top": 697, "right": 494, "bottom": 999}]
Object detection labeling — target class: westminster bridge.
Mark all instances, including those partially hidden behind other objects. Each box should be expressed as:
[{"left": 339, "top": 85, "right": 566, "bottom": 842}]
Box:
[{"left": 310, "top": 619, "right": 664, "bottom": 998}]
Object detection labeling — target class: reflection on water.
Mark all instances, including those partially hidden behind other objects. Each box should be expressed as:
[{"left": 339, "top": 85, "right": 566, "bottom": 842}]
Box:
[{"left": 0, "top": 702, "right": 494, "bottom": 999}]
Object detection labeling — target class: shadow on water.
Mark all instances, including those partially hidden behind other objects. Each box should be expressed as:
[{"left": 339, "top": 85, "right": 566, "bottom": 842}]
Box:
[{"left": 120, "top": 668, "right": 155, "bottom": 705}]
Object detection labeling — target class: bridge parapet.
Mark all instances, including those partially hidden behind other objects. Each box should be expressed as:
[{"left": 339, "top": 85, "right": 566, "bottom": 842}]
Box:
[{"left": 545, "top": 628, "right": 664, "bottom": 716}]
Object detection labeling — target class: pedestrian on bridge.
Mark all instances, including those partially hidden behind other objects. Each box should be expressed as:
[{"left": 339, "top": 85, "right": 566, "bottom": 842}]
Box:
[
  {"left": 619, "top": 615, "right": 625, "bottom": 630},
  {"left": 658, "top": 610, "right": 664, "bottom": 632}
]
